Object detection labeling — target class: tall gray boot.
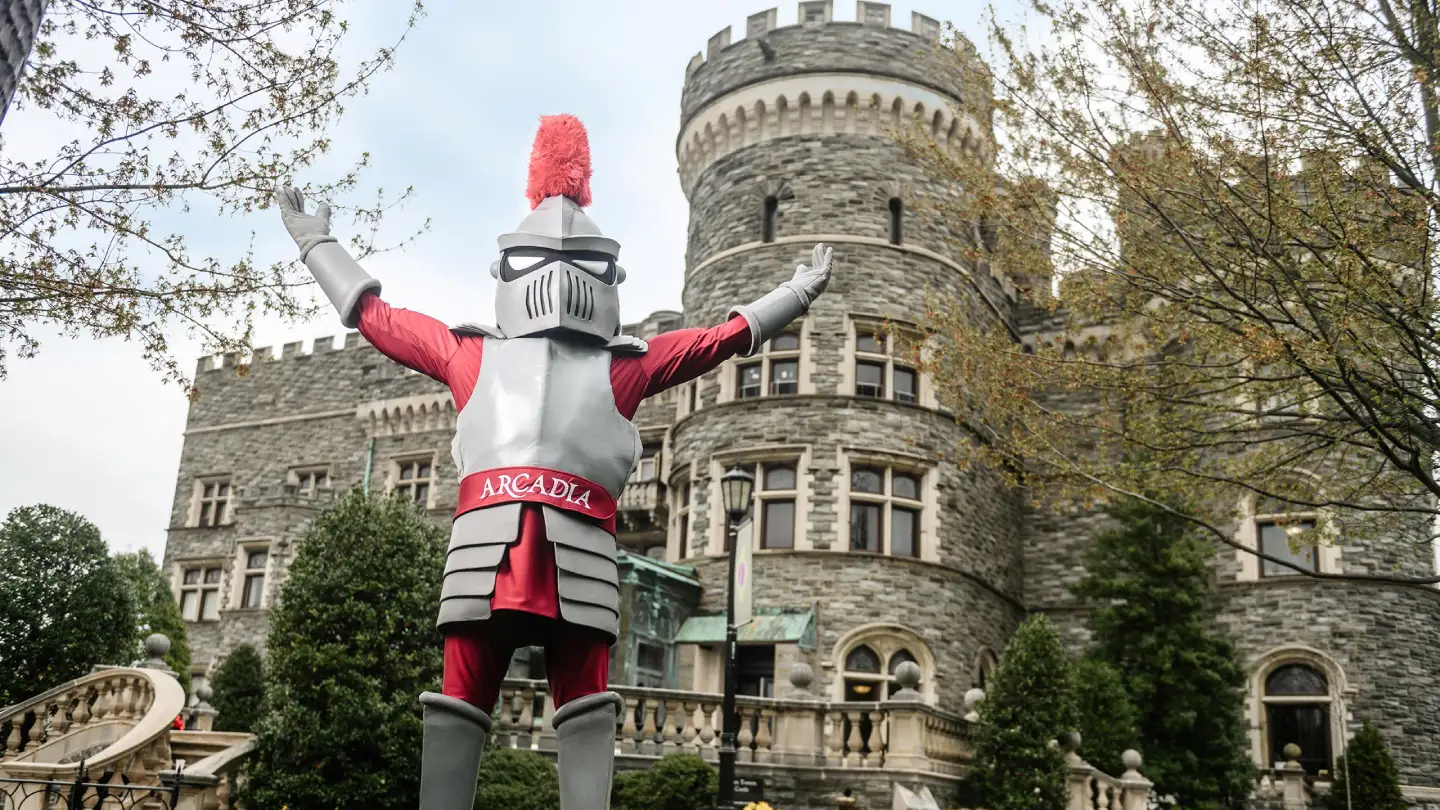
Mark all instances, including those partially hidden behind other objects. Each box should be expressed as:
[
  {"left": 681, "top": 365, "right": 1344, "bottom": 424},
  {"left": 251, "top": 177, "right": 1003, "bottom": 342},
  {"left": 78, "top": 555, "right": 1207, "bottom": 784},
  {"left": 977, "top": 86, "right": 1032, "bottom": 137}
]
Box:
[
  {"left": 419, "top": 691, "right": 492, "bottom": 810},
  {"left": 553, "top": 691, "right": 623, "bottom": 810}
]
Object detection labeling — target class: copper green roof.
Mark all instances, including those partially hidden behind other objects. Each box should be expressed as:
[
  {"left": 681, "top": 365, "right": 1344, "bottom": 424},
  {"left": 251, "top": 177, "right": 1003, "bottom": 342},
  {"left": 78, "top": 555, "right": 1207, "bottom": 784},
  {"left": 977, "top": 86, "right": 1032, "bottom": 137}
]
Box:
[
  {"left": 616, "top": 551, "right": 700, "bottom": 588},
  {"left": 674, "top": 607, "right": 817, "bottom": 650}
]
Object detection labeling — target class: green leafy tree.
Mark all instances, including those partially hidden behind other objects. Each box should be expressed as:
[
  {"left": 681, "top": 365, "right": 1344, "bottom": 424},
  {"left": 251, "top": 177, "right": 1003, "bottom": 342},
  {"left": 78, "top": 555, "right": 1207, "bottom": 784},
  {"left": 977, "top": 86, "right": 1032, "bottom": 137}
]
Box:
[
  {"left": 113, "top": 548, "right": 192, "bottom": 677},
  {"left": 0, "top": 504, "right": 135, "bottom": 705},
  {"left": 907, "top": 0, "right": 1440, "bottom": 585},
  {"left": 1070, "top": 657, "right": 1140, "bottom": 777},
  {"left": 609, "top": 755, "right": 716, "bottom": 810},
  {"left": 473, "top": 748, "right": 560, "bottom": 810},
  {"left": 969, "top": 614, "right": 1074, "bottom": 810},
  {"left": 211, "top": 643, "right": 265, "bottom": 733},
  {"left": 1074, "top": 497, "right": 1253, "bottom": 810},
  {"left": 241, "top": 490, "right": 446, "bottom": 809},
  {"left": 1325, "top": 722, "right": 1406, "bottom": 810}
]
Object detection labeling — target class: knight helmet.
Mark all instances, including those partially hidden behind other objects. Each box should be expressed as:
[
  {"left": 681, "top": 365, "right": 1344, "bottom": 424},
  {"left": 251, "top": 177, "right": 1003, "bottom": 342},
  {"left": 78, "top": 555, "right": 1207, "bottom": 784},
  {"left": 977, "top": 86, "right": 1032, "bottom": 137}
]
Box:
[{"left": 491, "top": 115, "right": 625, "bottom": 341}]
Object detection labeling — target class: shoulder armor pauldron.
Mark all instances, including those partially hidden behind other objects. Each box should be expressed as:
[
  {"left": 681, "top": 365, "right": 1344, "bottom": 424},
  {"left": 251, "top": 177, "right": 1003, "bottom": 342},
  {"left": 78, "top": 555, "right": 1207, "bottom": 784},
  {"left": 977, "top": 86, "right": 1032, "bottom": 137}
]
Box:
[
  {"left": 450, "top": 322, "right": 506, "bottom": 339},
  {"left": 604, "top": 335, "right": 649, "bottom": 355}
]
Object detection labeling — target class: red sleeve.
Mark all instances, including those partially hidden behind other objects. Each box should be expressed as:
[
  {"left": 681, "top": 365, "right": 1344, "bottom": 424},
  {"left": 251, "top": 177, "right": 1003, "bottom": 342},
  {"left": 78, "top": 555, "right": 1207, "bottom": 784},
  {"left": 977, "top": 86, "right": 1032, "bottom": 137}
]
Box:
[
  {"left": 355, "top": 292, "right": 462, "bottom": 384},
  {"left": 638, "top": 314, "right": 752, "bottom": 398}
]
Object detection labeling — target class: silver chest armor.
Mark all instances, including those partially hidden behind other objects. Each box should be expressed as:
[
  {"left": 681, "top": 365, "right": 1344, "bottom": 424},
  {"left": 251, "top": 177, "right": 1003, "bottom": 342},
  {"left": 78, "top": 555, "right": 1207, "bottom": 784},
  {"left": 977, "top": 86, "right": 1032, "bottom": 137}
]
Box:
[{"left": 436, "top": 336, "right": 642, "bottom": 642}]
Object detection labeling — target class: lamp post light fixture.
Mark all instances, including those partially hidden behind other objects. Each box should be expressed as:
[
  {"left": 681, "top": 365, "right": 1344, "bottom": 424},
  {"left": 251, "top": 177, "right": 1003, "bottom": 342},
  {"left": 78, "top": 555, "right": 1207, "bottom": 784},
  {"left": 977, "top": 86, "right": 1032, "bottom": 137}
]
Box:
[{"left": 716, "top": 465, "right": 755, "bottom": 809}]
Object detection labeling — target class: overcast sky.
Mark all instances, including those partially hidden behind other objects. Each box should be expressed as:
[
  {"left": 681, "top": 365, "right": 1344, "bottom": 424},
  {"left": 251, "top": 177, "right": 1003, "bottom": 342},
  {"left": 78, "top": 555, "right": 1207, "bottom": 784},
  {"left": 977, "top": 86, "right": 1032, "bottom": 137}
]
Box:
[{"left": 0, "top": 1, "right": 1028, "bottom": 558}]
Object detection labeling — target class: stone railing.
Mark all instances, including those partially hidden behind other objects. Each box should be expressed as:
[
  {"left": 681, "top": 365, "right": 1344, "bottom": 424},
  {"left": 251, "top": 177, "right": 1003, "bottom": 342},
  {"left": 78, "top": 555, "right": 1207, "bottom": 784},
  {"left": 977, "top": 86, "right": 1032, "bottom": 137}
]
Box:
[
  {"left": 1251, "top": 744, "right": 1312, "bottom": 810},
  {"left": 1063, "top": 739, "right": 1154, "bottom": 810},
  {"left": 0, "top": 635, "right": 255, "bottom": 810},
  {"left": 493, "top": 673, "right": 971, "bottom": 776},
  {"left": 618, "top": 479, "right": 661, "bottom": 512},
  {"left": 0, "top": 665, "right": 184, "bottom": 779}
]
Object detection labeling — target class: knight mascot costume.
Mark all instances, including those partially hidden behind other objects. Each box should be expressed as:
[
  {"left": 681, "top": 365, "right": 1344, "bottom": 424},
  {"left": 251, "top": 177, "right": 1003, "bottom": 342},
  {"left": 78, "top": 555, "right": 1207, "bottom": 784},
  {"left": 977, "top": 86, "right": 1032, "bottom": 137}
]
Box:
[{"left": 276, "top": 114, "right": 832, "bottom": 810}]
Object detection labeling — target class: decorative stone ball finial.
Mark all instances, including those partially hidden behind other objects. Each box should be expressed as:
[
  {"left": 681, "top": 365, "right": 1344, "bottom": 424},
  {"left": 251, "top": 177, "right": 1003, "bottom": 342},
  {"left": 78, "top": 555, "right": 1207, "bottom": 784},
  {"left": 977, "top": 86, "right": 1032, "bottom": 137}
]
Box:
[
  {"left": 889, "top": 660, "right": 924, "bottom": 701},
  {"left": 1121, "top": 749, "right": 1143, "bottom": 771},
  {"left": 195, "top": 684, "right": 215, "bottom": 705},
  {"left": 1061, "top": 730, "right": 1082, "bottom": 753},
  {"left": 962, "top": 687, "right": 985, "bottom": 722},
  {"left": 145, "top": 633, "right": 171, "bottom": 659},
  {"left": 789, "top": 662, "right": 815, "bottom": 690},
  {"left": 1282, "top": 743, "right": 1302, "bottom": 762}
]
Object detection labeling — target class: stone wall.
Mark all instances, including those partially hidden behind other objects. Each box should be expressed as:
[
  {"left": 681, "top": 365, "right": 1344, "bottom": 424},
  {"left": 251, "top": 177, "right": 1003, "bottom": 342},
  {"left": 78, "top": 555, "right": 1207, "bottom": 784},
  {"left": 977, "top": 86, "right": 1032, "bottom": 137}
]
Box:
[
  {"left": 1217, "top": 580, "right": 1440, "bottom": 788},
  {"left": 679, "top": 8, "right": 979, "bottom": 125},
  {"left": 669, "top": 4, "right": 1022, "bottom": 718}
]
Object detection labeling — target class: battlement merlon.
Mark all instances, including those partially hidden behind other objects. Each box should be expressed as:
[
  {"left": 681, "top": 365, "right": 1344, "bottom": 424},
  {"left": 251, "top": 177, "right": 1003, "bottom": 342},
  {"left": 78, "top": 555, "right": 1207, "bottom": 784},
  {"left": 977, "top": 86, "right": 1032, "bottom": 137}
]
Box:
[{"left": 680, "top": 3, "right": 980, "bottom": 128}]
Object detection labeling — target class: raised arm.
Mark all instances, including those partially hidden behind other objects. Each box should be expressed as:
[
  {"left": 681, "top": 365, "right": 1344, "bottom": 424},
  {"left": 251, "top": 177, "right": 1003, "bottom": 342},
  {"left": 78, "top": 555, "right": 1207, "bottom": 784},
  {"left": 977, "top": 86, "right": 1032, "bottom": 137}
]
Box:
[
  {"left": 276, "top": 187, "right": 459, "bottom": 382},
  {"left": 639, "top": 315, "right": 752, "bottom": 396},
  {"left": 639, "top": 243, "right": 834, "bottom": 398}
]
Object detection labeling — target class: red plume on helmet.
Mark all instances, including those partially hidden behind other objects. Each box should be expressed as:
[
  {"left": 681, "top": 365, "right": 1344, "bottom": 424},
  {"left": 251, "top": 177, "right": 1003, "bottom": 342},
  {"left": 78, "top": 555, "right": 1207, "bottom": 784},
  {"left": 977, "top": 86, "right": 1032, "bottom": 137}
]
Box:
[{"left": 526, "top": 114, "right": 593, "bottom": 210}]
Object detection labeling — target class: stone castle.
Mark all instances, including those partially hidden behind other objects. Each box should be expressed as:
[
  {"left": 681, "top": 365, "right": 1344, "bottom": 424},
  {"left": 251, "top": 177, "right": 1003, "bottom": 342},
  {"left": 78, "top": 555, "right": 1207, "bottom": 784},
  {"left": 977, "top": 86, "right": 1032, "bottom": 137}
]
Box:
[{"left": 161, "top": 1, "right": 1440, "bottom": 800}]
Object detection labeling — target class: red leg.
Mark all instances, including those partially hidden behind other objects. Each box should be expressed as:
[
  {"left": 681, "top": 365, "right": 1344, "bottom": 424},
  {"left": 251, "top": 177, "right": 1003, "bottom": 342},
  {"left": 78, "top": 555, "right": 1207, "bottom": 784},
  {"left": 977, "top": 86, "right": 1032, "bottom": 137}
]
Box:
[
  {"left": 545, "top": 626, "right": 611, "bottom": 708},
  {"left": 443, "top": 628, "right": 515, "bottom": 711}
]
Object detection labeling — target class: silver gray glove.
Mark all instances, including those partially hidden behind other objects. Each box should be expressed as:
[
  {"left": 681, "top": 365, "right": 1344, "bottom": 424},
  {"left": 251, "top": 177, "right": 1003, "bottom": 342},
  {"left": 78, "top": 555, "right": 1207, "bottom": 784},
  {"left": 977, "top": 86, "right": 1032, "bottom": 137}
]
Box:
[
  {"left": 782, "top": 243, "right": 833, "bottom": 307},
  {"left": 728, "top": 242, "right": 834, "bottom": 357},
  {"left": 276, "top": 186, "right": 340, "bottom": 261},
  {"left": 275, "top": 185, "right": 379, "bottom": 329}
]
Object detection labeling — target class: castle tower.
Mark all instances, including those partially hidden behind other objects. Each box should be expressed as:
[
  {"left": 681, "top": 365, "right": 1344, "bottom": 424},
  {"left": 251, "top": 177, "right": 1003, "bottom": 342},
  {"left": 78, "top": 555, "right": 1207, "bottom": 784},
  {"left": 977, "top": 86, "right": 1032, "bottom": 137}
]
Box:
[{"left": 666, "top": 2, "right": 1025, "bottom": 708}]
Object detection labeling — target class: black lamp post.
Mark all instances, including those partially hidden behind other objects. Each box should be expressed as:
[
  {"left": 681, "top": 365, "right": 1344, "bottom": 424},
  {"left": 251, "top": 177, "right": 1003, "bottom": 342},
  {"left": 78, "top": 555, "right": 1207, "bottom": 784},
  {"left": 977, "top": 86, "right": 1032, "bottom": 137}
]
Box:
[{"left": 716, "top": 465, "right": 755, "bottom": 810}]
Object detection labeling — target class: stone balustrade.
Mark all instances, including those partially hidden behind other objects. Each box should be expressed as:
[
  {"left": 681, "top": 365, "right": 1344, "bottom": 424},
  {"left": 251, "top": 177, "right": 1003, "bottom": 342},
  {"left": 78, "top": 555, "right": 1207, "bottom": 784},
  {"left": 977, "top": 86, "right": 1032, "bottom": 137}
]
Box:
[
  {"left": 1063, "top": 741, "right": 1154, "bottom": 810},
  {"left": 0, "top": 665, "right": 183, "bottom": 775},
  {"left": 493, "top": 675, "right": 972, "bottom": 776},
  {"left": 0, "top": 635, "right": 254, "bottom": 810},
  {"left": 618, "top": 479, "right": 661, "bottom": 512}
]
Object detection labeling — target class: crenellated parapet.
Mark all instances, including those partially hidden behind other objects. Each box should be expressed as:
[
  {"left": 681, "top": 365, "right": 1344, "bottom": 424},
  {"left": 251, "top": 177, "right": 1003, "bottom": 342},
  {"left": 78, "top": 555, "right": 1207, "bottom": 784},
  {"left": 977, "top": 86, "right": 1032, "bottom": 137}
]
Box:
[
  {"left": 677, "top": 2, "right": 992, "bottom": 198},
  {"left": 193, "top": 330, "right": 366, "bottom": 375}
]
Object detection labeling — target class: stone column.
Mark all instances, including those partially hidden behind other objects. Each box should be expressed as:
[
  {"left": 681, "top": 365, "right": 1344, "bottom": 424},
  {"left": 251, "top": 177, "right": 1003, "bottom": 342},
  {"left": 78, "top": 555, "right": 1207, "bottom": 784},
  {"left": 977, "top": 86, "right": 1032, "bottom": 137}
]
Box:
[
  {"left": 773, "top": 663, "right": 826, "bottom": 766},
  {"left": 1279, "top": 744, "right": 1310, "bottom": 810},
  {"left": 187, "top": 684, "right": 218, "bottom": 732},
  {"left": 1117, "top": 749, "right": 1155, "bottom": 810},
  {"left": 881, "top": 661, "right": 929, "bottom": 771}
]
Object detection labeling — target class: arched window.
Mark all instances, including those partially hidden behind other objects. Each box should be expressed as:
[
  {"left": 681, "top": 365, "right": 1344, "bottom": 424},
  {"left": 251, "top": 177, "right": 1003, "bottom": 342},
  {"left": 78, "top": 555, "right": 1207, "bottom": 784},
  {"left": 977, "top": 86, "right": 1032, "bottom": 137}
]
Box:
[
  {"left": 973, "top": 648, "right": 998, "bottom": 691},
  {"left": 762, "top": 195, "right": 779, "bottom": 243},
  {"left": 1263, "top": 664, "right": 1333, "bottom": 776},
  {"left": 887, "top": 197, "right": 903, "bottom": 245},
  {"left": 842, "top": 643, "right": 919, "bottom": 700}
]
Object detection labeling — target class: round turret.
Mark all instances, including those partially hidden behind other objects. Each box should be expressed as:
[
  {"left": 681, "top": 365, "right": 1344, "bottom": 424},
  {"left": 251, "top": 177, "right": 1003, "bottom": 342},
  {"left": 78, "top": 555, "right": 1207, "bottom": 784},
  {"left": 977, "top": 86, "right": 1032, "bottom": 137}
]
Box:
[{"left": 666, "top": 2, "right": 1023, "bottom": 709}]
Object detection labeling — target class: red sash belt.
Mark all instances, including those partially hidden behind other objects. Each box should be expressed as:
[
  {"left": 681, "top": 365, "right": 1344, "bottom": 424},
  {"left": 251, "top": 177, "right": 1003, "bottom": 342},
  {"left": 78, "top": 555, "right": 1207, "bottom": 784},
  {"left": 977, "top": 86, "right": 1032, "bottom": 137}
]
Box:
[{"left": 457, "top": 466, "right": 618, "bottom": 534}]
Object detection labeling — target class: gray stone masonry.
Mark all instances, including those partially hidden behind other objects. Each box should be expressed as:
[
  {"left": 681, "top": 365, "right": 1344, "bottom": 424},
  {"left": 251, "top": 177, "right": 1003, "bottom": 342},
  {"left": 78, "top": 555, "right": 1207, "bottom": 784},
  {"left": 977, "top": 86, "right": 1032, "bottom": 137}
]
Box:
[
  {"left": 680, "top": 12, "right": 983, "bottom": 126},
  {"left": 155, "top": 5, "right": 1440, "bottom": 797}
]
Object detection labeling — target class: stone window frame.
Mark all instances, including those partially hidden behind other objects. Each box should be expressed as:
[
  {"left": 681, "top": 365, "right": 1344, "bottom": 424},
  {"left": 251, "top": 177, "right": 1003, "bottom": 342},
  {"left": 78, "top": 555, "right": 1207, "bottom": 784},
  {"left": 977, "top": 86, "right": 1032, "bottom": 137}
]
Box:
[
  {"left": 231, "top": 540, "right": 273, "bottom": 611},
  {"left": 174, "top": 559, "right": 225, "bottom": 623},
  {"left": 287, "top": 465, "right": 331, "bottom": 497},
  {"left": 830, "top": 623, "right": 937, "bottom": 705},
  {"left": 669, "top": 467, "right": 697, "bottom": 561},
  {"left": 706, "top": 445, "right": 813, "bottom": 554},
  {"left": 1247, "top": 646, "right": 1351, "bottom": 781},
  {"left": 388, "top": 453, "right": 437, "bottom": 510},
  {"left": 1233, "top": 486, "right": 1341, "bottom": 581},
  {"left": 836, "top": 449, "right": 938, "bottom": 562},
  {"left": 187, "top": 475, "right": 235, "bottom": 528},
  {"left": 719, "top": 318, "right": 814, "bottom": 403},
  {"left": 840, "top": 316, "right": 932, "bottom": 407}
]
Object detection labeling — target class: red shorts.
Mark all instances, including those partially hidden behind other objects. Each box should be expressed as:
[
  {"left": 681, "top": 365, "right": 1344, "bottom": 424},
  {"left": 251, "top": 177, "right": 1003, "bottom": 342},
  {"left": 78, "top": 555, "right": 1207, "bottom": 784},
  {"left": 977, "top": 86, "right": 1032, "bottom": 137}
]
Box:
[
  {"left": 441, "top": 505, "right": 610, "bottom": 710},
  {"left": 443, "top": 612, "right": 610, "bottom": 710}
]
